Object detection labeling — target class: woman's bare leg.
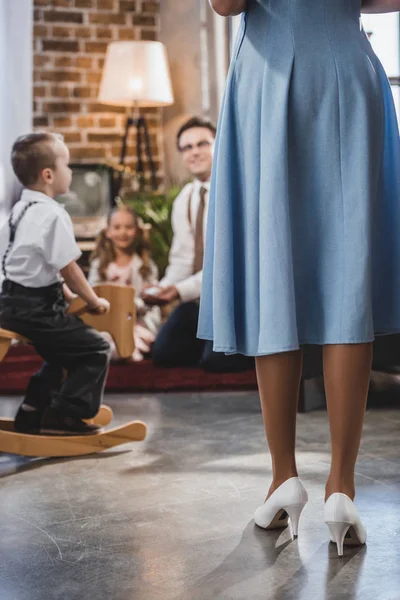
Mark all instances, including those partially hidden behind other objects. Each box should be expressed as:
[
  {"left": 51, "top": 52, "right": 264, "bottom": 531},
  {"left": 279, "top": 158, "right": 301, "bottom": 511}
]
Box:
[
  {"left": 256, "top": 349, "right": 303, "bottom": 500},
  {"left": 323, "top": 343, "right": 373, "bottom": 502}
]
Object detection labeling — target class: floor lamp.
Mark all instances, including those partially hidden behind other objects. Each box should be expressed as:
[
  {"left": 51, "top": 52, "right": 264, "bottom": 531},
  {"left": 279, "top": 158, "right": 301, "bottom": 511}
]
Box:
[{"left": 98, "top": 41, "right": 174, "bottom": 198}]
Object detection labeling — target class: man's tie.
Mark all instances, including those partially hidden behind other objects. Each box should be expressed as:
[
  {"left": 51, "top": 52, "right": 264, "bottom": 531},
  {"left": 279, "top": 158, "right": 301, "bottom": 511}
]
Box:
[{"left": 193, "top": 186, "right": 207, "bottom": 274}]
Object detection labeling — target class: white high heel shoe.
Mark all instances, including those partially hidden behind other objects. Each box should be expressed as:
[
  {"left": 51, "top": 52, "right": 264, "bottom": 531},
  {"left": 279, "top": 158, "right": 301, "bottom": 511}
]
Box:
[
  {"left": 254, "top": 477, "right": 308, "bottom": 540},
  {"left": 324, "top": 493, "right": 367, "bottom": 557}
]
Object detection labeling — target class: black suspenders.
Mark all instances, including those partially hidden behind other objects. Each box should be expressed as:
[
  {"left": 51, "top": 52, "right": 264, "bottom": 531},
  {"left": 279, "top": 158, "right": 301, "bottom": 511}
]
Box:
[{"left": 2, "top": 201, "right": 38, "bottom": 280}]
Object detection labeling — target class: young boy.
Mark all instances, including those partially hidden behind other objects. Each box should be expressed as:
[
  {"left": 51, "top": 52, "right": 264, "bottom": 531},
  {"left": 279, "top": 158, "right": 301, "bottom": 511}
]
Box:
[{"left": 0, "top": 132, "right": 111, "bottom": 436}]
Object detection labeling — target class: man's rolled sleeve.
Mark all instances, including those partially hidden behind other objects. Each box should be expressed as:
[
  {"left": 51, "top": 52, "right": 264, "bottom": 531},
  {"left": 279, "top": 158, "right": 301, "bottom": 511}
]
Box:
[{"left": 175, "top": 270, "right": 202, "bottom": 303}]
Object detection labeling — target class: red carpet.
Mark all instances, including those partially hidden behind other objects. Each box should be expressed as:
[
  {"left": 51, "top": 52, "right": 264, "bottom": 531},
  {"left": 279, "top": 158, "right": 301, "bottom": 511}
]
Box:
[{"left": 0, "top": 344, "right": 258, "bottom": 394}]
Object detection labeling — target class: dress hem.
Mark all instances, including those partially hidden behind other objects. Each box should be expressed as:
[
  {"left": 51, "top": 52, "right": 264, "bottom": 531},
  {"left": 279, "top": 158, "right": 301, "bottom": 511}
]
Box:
[{"left": 197, "top": 328, "right": 400, "bottom": 357}]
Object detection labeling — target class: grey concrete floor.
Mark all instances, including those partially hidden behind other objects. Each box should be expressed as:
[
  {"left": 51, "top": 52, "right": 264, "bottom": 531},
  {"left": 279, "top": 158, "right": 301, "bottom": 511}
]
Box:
[{"left": 0, "top": 392, "right": 399, "bottom": 600}]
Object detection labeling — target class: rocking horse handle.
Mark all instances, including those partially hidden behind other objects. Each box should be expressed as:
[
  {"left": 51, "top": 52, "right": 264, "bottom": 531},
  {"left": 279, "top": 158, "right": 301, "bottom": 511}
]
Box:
[
  {"left": 70, "top": 304, "right": 109, "bottom": 318},
  {"left": 71, "top": 305, "right": 89, "bottom": 317}
]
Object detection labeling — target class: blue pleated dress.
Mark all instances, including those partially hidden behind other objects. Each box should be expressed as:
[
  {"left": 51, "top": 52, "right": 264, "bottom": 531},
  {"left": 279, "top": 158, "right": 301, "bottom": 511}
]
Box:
[{"left": 197, "top": 0, "right": 400, "bottom": 357}]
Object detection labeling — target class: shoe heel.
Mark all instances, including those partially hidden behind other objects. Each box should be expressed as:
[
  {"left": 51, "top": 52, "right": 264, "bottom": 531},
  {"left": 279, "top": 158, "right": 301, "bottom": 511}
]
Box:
[
  {"left": 286, "top": 503, "right": 306, "bottom": 539},
  {"left": 326, "top": 521, "right": 349, "bottom": 557}
]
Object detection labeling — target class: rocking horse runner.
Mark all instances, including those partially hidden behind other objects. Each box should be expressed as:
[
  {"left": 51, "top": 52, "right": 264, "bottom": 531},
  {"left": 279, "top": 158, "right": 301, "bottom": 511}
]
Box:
[{"left": 0, "top": 132, "right": 113, "bottom": 437}]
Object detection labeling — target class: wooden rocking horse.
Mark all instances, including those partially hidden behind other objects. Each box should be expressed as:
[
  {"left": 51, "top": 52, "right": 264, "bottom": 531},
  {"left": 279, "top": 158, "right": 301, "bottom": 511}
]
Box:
[{"left": 0, "top": 284, "right": 147, "bottom": 457}]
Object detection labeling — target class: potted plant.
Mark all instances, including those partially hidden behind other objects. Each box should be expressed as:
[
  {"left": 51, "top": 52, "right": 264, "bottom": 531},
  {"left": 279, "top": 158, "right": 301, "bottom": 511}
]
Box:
[{"left": 123, "top": 185, "right": 181, "bottom": 278}]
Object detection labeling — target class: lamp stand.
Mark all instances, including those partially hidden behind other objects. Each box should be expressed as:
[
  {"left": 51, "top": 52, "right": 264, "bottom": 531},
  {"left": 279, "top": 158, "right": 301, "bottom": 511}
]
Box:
[{"left": 114, "top": 111, "right": 158, "bottom": 199}]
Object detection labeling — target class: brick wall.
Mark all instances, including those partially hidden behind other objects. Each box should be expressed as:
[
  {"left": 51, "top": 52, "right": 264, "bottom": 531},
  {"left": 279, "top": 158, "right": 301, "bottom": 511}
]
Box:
[{"left": 33, "top": 0, "right": 163, "bottom": 191}]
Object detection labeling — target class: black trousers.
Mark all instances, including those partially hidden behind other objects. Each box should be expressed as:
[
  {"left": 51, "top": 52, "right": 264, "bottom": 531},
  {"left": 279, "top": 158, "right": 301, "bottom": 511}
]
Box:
[
  {"left": 152, "top": 301, "right": 255, "bottom": 372},
  {"left": 0, "top": 280, "right": 110, "bottom": 420}
]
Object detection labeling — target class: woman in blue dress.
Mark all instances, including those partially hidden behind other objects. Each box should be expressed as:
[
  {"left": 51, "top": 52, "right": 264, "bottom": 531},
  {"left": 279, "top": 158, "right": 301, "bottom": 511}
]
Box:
[{"left": 199, "top": 0, "right": 400, "bottom": 555}]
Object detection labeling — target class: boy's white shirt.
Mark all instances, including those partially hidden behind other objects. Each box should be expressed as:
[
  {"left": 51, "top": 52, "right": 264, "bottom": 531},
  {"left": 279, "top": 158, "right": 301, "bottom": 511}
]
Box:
[
  {"left": 0, "top": 189, "right": 81, "bottom": 287},
  {"left": 159, "top": 178, "right": 210, "bottom": 302}
]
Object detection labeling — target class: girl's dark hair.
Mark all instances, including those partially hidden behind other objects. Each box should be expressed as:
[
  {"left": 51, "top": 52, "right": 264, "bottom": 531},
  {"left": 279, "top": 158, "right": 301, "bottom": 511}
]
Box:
[{"left": 91, "top": 205, "right": 152, "bottom": 282}]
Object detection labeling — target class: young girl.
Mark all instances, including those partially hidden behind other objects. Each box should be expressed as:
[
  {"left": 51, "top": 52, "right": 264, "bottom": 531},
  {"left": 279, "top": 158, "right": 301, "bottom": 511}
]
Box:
[{"left": 88, "top": 205, "right": 161, "bottom": 361}]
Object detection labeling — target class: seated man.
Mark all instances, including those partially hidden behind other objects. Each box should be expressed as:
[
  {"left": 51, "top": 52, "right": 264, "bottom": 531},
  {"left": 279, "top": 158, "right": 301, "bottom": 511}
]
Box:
[{"left": 143, "top": 116, "right": 254, "bottom": 372}]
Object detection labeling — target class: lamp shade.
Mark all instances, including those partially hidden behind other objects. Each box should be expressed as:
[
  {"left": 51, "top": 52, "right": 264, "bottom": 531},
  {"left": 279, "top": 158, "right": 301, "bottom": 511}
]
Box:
[{"left": 98, "top": 41, "right": 174, "bottom": 108}]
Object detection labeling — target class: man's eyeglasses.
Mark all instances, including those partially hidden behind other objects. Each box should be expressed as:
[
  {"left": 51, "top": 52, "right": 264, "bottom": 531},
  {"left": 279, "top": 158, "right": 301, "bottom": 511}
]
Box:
[{"left": 178, "top": 140, "right": 212, "bottom": 154}]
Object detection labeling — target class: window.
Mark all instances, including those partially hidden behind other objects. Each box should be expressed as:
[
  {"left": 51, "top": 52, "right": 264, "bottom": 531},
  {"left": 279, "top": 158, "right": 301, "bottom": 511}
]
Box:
[
  {"left": 203, "top": 1, "right": 231, "bottom": 120},
  {"left": 229, "top": 15, "right": 242, "bottom": 57},
  {"left": 361, "top": 13, "right": 400, "bottom": 124}
]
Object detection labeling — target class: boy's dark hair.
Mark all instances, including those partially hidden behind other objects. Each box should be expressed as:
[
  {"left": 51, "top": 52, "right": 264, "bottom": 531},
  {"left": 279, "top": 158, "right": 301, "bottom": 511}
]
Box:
[
  {"left": 11, "top": 132, "right": 64, "bottom": 187},
  {"left": 176, "top": 117, "right": 217, "bottom": 149}
]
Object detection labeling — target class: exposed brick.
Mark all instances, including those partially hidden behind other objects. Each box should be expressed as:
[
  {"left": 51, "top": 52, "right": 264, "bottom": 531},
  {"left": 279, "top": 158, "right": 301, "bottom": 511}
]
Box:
[
  {"left": 98, "top": 0, "right": 116, "bottom": 8},
  {"left": 111, "top": 145, "right": 126, "bottom": 158},
  {"left": 142, "top": 1, "right": 158, "bottom": 14},
  {"left": 99, "top": 117, "right": 117, "bottom": 127},
  {"left": 44, "top": 11, "right": 83, "bottom": 23},
  {"left": 88, "top": 132, "right": 121, "bottom": 142},
  {"left": 52, "top": 26, "right": 73, "bottom": 38},
  {"left": 34, "top": 55, "right": 52, "bottom": 67},
  {"left": 73, "top": 86, "right": 95, "bottom": 98},
  {"left": 39, "top": 71, "right": 81, "bottom": 83},
  {"left": 76, "top": 115, "right": 95, "bottom": 127},
  {"left": 43, "top": 102, "right": 82, "bottom": 113},
  {"left": 34, "top": 116, "right": 49, "bottom": 127},
  {"left": 86, "top": 72, "right": 102, "bottom": 85},
  {"left": 70, "top": 146, "right": 107, "bottom": 159},
  {"left": 117, "top": 28, "right": 135, "bottom": 41},
  {"left": 54, "top": 56, "right": 74, "bottom": 67},
  {"left": 88, "top": 102, "right": 126, "bottom": 113},
  {"left": 120, "top": 142, "right": 157, "bottom": 155},
  {"left": 75, "top": 0, "right": 93, "bottom": 7},
  {"left": 43, "top": 40, "right": 79, "bottom": 52},
  {"left": 119, "top": 0, "right": 136, "bottom": 10},
  {"left": 143, "top": 107, "right": 158, "bottom": 115},
  {"left": 140, "top": 29, "right": 157, "bottom": 41},
  {"left": 34, "top": 0, "right": 162, "bottom": 187},
  {"left": 51, "top": 86, "right": 72, "bottom": 97},
  {"left": 111, "top": 147, "right": 144, "bottom": 160},
  {"left": 74, "top": 27, "right": 92, "bottom": 38},
  {"left": 34, "top": 86, "right": 48, "bottom": 98},
  {"left": 40, "top": 70, "right": 81, "bottom": 82},
  {"left": 53, "top": 117, "right": 73, "bottom": 127},
  {"left": 96, "top": 27, "right": 113, "bottom": 39},
  {"left": 63, "top": 132, "right": 82, "bottom": 143},
  {"left": 145, "top": 117, "right": 160, "bottom": 127},
  {"left": 89, "top": 12, "right": 125, "bottom": 24},
  {"left": 34, "top": 24, "right": 48, "bottom": 37},
  {"left": 76, "top": 56, "right": 93, "bottom": 68},
  {"left": 85, "top": 41, "right": 109, "bottom": 53},
  {"left": 133, "top": 15, "right": 155, "bottom": 26}
]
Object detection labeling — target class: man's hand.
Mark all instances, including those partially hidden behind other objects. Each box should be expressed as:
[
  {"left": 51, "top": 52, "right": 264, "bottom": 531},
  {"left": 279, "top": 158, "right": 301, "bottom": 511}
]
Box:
[
  {"left": 142, "top": 285, "right": 180, "bottom": 305},
  {"left": 157, "top": 286, "right": 180, "bottom": 303},
  {"left": 87, "top": 297, "right": 111, "bottom": 315}
]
